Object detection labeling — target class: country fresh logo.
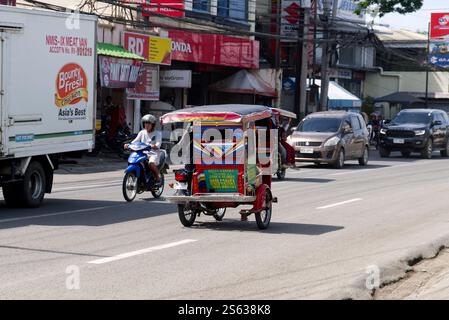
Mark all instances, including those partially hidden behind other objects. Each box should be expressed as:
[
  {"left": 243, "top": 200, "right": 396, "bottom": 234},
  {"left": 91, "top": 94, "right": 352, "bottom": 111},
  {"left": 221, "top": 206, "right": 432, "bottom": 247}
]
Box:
[{"left": 55, "top": 63, "right": 88, "bottom": 108}]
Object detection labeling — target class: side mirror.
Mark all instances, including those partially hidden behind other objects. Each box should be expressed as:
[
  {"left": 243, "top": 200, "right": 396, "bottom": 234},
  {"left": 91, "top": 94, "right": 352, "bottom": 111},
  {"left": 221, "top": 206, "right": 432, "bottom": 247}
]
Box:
[
  {"left": 433, "top": 120, "right": 442, "bottom": 126},
  {"left": 384, "top": 119, "right": 391, "bottom": 125},
  {"left": 343, "top": 126, "right": 353, "bottom": 134}
]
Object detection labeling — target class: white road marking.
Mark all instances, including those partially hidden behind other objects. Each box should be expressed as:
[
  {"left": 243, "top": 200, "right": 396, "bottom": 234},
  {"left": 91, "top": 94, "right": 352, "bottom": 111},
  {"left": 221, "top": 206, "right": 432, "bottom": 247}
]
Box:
[
  {"left": 0, "top": 205, "right": 127, "bottom": 224},
  {"left": 87, "top": 239, "right": 198, "bottom": 264},
  {"left": 53, "top": 182, "right": 122, "bottom": 192},
  {"left": 317, "top": 198, "right": 362, "bottom": 210}
]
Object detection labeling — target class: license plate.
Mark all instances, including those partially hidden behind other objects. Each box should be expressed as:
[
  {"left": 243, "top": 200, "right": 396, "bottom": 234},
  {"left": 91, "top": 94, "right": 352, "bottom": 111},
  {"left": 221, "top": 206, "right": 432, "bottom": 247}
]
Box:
[
  {"left": 174, "top": 182, "right": 188, "bottom": 190},
  {"left": 300, "top": 147, "right": 314, "bottom": 154},
  {"left": 393, "top": 139, "right": 405, "bottom": 144}
]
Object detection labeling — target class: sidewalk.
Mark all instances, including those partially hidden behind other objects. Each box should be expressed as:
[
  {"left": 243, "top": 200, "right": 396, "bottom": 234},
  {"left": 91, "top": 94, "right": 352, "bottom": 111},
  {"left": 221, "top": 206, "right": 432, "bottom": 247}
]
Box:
[
  {"left": 56, "top": 152, "right": 184, "bottom": 175},
  {"left": 375, "top": 248, "right": 449, "bottom": 299}
]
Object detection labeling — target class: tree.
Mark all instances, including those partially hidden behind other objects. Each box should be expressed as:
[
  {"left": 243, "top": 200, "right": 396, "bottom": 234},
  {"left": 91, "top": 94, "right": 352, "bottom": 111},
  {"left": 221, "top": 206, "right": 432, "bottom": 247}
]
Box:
[{"left": 355, "top": 0, "right": 423, "bottom": 17}]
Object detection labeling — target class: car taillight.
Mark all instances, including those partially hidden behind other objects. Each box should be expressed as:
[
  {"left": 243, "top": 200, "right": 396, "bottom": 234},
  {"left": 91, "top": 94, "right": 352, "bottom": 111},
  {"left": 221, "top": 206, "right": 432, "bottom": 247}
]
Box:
[{"left": 175, "top": 171, "right": 188, "bottom": 182}]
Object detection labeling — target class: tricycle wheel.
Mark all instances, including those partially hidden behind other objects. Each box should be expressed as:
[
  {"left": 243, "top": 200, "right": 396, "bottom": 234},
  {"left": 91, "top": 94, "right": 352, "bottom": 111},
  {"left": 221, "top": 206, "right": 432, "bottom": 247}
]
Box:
[
  {"left": 151, "top": 173, "right": 165, "bottom": 198},
  {"left": 178, "top": 204, "right": 197, "bottom": 227},
  {"left": 276, "top": 168, "right": 286, "bottom": 180},
  {"left": 255, "top": 189, "right": 272, "bottom": 230},
  {"left": 213, "top": 208, "right": 226, "bottom": 221},
  {"left": 123, "top": 172, "right": 138, "bottom": 202}
]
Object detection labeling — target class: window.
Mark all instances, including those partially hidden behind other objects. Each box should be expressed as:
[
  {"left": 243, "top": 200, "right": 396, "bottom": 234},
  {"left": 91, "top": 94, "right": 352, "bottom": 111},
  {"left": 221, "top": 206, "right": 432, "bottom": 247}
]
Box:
[
  {"left": 351, "top": 116, "right": 361, "bottom": 130},
  {"left": 193, "top": 0, "right": 209, "bottom": 12},
  {"left": 217, "top": 0, "right": 247, "bottom": 21},
  {"left": 442, "top": 113, "right": 449, "bottom": 125},
  {"left": 436, "top": 113, "right": 445, "bottom": 124}
]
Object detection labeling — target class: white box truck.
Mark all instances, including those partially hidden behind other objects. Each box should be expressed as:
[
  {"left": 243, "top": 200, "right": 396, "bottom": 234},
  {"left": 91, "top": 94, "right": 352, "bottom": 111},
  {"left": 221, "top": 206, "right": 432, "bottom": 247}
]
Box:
[{"left": 0, "top": 6, "right": 97, "bottom": 207}]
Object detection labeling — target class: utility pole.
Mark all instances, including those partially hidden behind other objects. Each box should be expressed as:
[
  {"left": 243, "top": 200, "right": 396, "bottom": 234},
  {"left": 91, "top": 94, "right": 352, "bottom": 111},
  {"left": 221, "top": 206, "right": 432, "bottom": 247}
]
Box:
[
  {"left": 294, "top": 5, "right": 305, "bottom": 119},
  {"left": 319, "top": 0, "right": 333, "bottom": 111},
  {"left": 425, "top": 21, "right": 430, "bottom": 109},
  {"left": 298, "top": 1, "right": 311, "bottom": 118},
  {"left": 275, "top": 0, "right": 282, "bottom": 108}
]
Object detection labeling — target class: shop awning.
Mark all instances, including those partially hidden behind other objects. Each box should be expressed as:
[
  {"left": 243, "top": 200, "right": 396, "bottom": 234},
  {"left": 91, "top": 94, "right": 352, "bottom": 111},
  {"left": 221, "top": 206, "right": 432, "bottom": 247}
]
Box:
[
  {"left": 97, "top": 43, "right": 145, "bottom": 60},
  {"left": 284, "top": 78, "right": 362, "bottom": 109},
  {"left": 325, "top": 81, "right": 362, "bottom": 109},
  {"left": 209, "top": 70, "right": 277, "bottom": 97},
  {"left": 374, "top": 92, "right": 424, "bottom": 106}
]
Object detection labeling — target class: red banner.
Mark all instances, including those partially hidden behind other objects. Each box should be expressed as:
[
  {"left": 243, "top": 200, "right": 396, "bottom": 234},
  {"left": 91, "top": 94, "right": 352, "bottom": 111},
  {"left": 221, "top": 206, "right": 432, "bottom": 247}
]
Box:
[
  {"left": 0, "top": 0, "right": 16, "bottom": 5},
  {"left": 127, "top": 64, "right": 160, "bottom": 101},
  {"left": 142, "top": 0, "right": 184, "bottom": 17},
  {"left": 168, "top": 30, "right": 259, "bottom": 69},
  {"left": 431, "top": 12, "right": 449, "bottom": 39}
]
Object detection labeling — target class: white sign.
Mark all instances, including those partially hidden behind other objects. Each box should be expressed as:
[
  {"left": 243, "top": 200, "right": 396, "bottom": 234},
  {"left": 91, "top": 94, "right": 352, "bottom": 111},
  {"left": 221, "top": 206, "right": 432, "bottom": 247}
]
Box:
[
  {"left": 329, "top": 68, "right": 352, "bottom": 79},
  {"left": 281, "top": 1, "right": 301, "bottom": 39},
  {"left": 160, "top": 70, "right": 192, "bottom": 88}
]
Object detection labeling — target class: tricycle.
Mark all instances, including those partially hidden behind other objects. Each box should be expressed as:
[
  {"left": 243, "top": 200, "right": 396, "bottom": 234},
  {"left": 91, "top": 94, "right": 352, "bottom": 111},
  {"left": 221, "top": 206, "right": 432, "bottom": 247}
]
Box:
[{"left": 161, "top": 104, "right": 280, "bottom": 230}]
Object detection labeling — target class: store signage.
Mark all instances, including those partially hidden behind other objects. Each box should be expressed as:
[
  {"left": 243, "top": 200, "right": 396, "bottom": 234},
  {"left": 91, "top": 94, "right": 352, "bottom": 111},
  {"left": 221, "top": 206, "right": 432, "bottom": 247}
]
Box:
[
  {"left": 281, "top": 1, "right": 301, "bottom": 39},
  {"left": 127, "top": 64, "right": 160, "bottom": 101},
  {"left": 168, "top": 30, "right": 259, "bottom": 69},
  {"left": 329, "top": 68, "right": 352, "bottom": 79},
  {"left": 431, "top": 13, "right": 449, "bottom": 39},
  {"left": 429, "top": 42, "right": 449, "bottom": 68},
  {"left": 160, "top": 70, "right": 192, "bottom": 88},
  {"left": 124, "top": 32, "right": 172, "bottom": 65},
  {"left": 98, "top": 56, "right": 142, "bottom": 88},
  {"left": 142, "top": 0, "right": 184, "bottom": 18}
]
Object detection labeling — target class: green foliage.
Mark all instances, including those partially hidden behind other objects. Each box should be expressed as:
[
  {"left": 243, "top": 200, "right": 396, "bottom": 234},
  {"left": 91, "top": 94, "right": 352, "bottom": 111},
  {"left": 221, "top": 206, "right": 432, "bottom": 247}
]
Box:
[
  {"left": 355, "top": 0, "right": 423, "bottom": 17},
  {"left": 361, "top": 96, "right": 375, "bottom": 115}
]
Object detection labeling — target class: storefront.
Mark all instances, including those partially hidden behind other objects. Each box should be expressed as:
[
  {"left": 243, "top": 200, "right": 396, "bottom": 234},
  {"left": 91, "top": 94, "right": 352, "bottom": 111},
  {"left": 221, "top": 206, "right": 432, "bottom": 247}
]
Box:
[
  {"left": 167, "top": 29, "right": 260, "bottom": 106},
  {"left": 122, "top": 29, "right": 260, "bottom": 131},
  {"left": 96, "top": 43, "right": 145, "bottom": 138}
]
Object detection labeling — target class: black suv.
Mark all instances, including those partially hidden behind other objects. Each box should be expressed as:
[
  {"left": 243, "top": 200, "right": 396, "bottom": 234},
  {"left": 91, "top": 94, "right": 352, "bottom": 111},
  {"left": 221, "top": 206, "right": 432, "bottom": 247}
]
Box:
[{"left": 378, "top": 109, "right": 449, "bottom": 159}]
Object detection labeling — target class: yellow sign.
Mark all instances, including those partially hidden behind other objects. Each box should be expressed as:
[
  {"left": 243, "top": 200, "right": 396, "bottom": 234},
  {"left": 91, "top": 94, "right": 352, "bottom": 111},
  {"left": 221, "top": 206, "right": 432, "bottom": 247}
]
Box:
[{"left": 149, "top": 37, "right": 172, "bottom": 65}]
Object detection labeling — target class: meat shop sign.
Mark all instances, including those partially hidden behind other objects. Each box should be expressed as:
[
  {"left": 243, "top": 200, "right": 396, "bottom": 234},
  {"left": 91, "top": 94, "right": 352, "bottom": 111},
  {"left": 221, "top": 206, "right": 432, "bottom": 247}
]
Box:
[{"left": 98, "top": 56, "right": 142, "bottom": 89}]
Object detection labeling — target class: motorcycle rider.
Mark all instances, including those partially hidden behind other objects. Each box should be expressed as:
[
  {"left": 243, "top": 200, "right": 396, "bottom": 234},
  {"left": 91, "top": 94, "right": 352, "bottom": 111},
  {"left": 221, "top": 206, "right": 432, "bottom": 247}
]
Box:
[
  {"left": 125, "top": 114, "right": 163, "bottom": 183},
  {"left": 368, "top": 112, "right": 382, "bottom": 147}
]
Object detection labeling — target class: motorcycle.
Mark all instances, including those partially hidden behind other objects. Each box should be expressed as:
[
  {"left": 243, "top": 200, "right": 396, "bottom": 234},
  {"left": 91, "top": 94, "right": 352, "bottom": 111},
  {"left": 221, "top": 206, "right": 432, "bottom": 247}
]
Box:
[
  {"left": 122, "top": 142, "right": 168, "bottom": 202},
  {"left": 368, "top": 124, "right": 380, "bottom": 150}
]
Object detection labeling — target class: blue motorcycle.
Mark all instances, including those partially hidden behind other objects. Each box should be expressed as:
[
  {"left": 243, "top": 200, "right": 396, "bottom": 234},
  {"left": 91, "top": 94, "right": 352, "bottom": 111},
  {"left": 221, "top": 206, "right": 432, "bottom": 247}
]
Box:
[{"left": 122, "top": 142, "right": 168, "bottom": 202}]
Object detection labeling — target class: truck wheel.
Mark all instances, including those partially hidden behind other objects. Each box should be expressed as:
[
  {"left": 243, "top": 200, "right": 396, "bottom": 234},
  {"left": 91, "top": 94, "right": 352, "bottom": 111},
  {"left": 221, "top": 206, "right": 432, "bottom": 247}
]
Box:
[
  {"left": 19, "top": 161, "right": 46, "bottom": 208},
  {"left": 178, "top": 204, "right": 196, "bottom": 227},
  {"left": 421, "top": 139, "right": 433, "bottom": 159},
  {"left": 2, "top": 182, "right": 23, "bottom": 207},
  {"left": 255, "top": 189, "right": 272, "bottom": 230},
  {"left": 379, "top": 147, "right": 390, "bottom": 158},
  {"left": 441, "top": 140, "right": 449, "bottom": 157}
]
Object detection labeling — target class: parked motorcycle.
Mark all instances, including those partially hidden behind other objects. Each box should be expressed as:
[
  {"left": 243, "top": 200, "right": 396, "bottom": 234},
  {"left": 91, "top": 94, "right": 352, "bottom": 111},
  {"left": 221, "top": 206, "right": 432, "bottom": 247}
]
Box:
[{"left": 122, "top": 142, "right": 168, "bottom": 202}]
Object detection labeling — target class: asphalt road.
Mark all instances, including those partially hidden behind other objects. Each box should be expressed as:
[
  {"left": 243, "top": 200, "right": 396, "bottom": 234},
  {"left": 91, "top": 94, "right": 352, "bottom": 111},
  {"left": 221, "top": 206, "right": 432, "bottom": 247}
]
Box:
[{"left": 1, "top": 150, "right": 449, "bottom": 299}]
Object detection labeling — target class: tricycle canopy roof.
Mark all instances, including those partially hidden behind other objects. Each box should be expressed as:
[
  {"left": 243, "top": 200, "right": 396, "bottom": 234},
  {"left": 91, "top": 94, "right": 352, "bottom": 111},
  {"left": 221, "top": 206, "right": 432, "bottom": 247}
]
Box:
[
  {"left": 160, "top": 104, "right": 273, "bottom": 124},
  {"left": 270, "top": 108, "right": 297, "bottom": 119}
]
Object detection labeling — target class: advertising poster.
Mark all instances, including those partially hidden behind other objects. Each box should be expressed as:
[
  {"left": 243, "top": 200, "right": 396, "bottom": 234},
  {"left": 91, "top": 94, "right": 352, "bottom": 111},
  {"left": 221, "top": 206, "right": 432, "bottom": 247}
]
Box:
[{"left": 127, "top": 64, "right": 160, "bottom": 101}]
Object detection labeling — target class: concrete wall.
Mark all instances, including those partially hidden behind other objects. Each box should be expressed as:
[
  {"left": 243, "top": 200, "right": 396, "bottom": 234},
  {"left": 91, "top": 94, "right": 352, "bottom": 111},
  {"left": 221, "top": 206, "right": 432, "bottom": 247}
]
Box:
[{"left": 364, "top": 71, "right": 449, "bottom": 98}]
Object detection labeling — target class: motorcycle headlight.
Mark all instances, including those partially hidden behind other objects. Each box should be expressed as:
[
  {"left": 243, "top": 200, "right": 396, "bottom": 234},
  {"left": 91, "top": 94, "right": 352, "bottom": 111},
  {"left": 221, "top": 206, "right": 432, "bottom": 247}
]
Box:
[
  {"left": 324, "top": 136, "right": 340, "bottom": 147},
  {"left": 380, "top": 128, "right": 387, "bottom": 135},
  {"left": 414, "top": 130, "right": 426, "bottom": 136}
]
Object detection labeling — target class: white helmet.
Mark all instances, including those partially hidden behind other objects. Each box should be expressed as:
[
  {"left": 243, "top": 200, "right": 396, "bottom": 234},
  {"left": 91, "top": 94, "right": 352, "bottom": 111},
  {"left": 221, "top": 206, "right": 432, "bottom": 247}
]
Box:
[{"left": 141, "top": 114, "right": 157, "bottom": 128}]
